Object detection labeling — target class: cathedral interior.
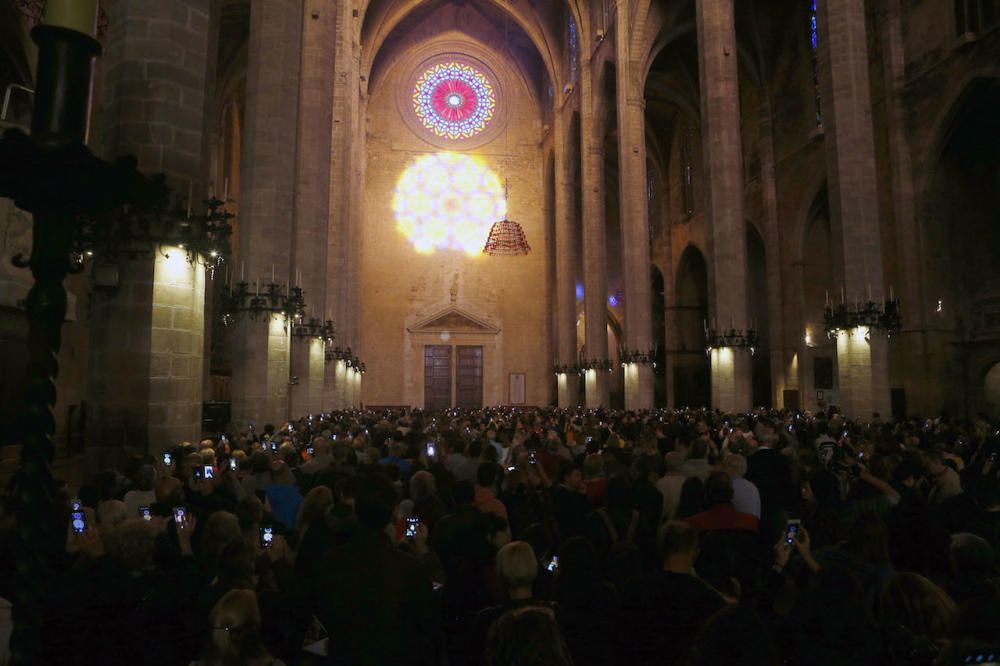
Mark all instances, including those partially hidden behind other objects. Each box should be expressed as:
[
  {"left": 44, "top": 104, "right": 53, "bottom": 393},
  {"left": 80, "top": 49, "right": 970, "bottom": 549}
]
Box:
[{"left": 0, "top": 0, "right": 999, "bottom": 465}]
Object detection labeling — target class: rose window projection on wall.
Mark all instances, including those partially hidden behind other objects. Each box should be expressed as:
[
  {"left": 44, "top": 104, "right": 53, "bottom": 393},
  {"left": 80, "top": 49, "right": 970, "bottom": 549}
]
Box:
[{"left": 412, "top": 62, "right": 497, "bottom": 140}]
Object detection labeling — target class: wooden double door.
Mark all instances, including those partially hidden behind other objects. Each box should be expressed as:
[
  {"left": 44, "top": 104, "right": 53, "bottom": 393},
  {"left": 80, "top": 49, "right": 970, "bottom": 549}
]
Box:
[{"left": 424, "top": 345, "right": 483, "bottom": 409}]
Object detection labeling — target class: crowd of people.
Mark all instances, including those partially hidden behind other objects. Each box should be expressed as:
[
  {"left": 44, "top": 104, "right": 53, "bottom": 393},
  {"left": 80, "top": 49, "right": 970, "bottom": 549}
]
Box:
[{"left": 2, "top": 406, "right": 1000, "bottom": 665}]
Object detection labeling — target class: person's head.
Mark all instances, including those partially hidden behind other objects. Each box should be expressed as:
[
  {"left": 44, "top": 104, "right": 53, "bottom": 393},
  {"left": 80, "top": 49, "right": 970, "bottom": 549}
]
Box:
[
  {"left": 845, "top": 512, "right": 890, "bottom": 565},
  {"left": 311, "top": 436, "right": 330, "bottom": 457},
  {"left": 484, "top": 607, "right": 572, "bottom": 666},
  {"left": 298, "top": 485, "right": 334, "bottom": 531},
  {"left": 496, "top": 541, "right": 538, "bottom": 592},
  {"left": 721, "top": 454, "right": 747, "bottom": 479},
  {"left": 923, "top": 449, "right": 948, "bottom": 476},
  {"left": 409, "top": 470, "right": 437, "bottom": 502},
  {"left": 354, "top": 473, "right": 397, "bottom": 531},
  {"left": 452, "top": 480, "right": 475, "bottom": 506},
  {"left": 269, "top": 460, "right": 296, "bottom": 486},
  {"left": 216, "top": 539, "right": 255, "bottom": 590},
  {"left": 134, "top": 464, "right": 157, "bottom": 492},
  {"left": 676, "top": 476, "right": 705, "bottom": 519},
  {"left": 477, "top": 462, "right": 499, "bottom": 491},
  {"left": 659, "top": 520, "right": 699, "bottom": 567},
  {"left": 97, "top": 499, "right": 127, "bottom": 527},
  {"left": 704, "top": 471, "right": 735, "bottom": 506},
  {"left": 558, "top": 536, "right": 600, "bottom": 583},
  {"left": 207, "top": 589, "right": 268, "bottom": 661},
  {"left": 950, "top": 532, "right": 997, "bottom": 577},
  {"left": 109, "top": 520, "right": 157, "bottom": 572},
  {"left": 201, "top": 511, "right": 241, "bottom": 564},
  {"left": 878, "top": 573, "right": 957, "bottom": 643},
  {"left": 583, "top": 453, "right": 604, "bottom": 479},
  {"left": 556, "top": 460, "right": 583, "bottom": 491}
]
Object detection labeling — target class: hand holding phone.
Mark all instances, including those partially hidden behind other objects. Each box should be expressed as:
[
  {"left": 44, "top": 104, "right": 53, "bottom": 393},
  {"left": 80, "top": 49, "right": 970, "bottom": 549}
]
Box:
[
  {"left": 784, "top": 519, "right": 801, "bottom": 546},
  {"left": 545, "top": 555, "right": 560, "bottom": 573},
  {"left": 163, "top": 452, "right": 173, "bottom": 466},
  {"left": 405, "top": 517, "right": 420, "bottom": 541},
  {"left": 260, "top": 525, "right": 274, "bottom": 550},
  {"left": 70, "top": 498, "right": 87, "bottom": 534},
  {"left": 139, "top": 506, "right": 152, "bottom": 522},
  {"left": 426, "top": 442, "right": 436, "bottom": 458},
  {"left": 203, "top": 465, "right": 215, "bottom": 480}
]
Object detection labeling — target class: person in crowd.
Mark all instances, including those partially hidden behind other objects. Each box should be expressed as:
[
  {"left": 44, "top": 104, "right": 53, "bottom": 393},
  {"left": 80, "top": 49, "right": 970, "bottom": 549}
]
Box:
[
  {"left": 722, "top": 453, "right": 761, "bottom": 519},
  {"left": 684, "top": 471, "right": 760, "bottom": 533},
  {"left": 483, "top": 606, "right": 572, "bottom": 666},
  {"left": 924, "top": 449, "right": 963, "bottom": 505},
  {"left": 551, "top": 460, "right": 591, "bottom": 541},
  {"left": 621, "top": 521, "right": 726, "bottom": 665},
  {"left": 192, "top": 589, "right": 285, "bottom": 666},
  {"left": 265, "top": 461, "right": 304, "bottom": 530},
  {"left": 680, "top": 439, "right": 712, "bottom": 481},
  {"left": 657, "top": 450, "right": 688, "bottom": 522},
  {"left": 474, "top": 462, "right": 508, "bottom": 521},
  {"left": 472, "top": 541, "right": 558, "bottom": 663},
  {"left": 878, "top": 573, "right": 958, "bottom": 665},
  {"left": 123, "top": 463, "right": 158, "bottom": 516}
]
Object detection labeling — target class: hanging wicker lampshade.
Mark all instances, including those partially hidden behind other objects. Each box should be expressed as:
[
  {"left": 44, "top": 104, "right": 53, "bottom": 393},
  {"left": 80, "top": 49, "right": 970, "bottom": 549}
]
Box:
[{"left": 483, "top": 217, "right": 531, "bottom": 256}]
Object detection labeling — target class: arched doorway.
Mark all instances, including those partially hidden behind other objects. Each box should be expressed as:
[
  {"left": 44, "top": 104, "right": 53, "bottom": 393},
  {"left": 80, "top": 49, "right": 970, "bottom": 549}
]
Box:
[
  {"left": 674, "top": 246, "right": 710, "bottom": 407},
  {"left": 924, "top": 78, "right": 1000, "bottom": 415},
  {"left": 747, "top": 224, "right": 771, "bottom": 407},
  {"left": 652, "top": 265, "right": 667, "bottom": 407},
  {"left": 985, "top": 363, "right": 1000, "bottom": 418}
]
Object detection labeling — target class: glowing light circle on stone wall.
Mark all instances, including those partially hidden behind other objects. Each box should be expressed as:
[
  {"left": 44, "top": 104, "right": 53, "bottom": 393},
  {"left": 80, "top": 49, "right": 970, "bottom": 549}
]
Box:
[
  {"left": 413, "top": 62, "right": 496, "bottom": 140},
  {"left": 393, "top": 152, "right": 507, "bottom": 256}
]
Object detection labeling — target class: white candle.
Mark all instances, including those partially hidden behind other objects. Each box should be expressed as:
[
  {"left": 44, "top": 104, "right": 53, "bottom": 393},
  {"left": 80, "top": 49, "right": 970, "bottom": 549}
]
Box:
[{"left": 43, "top": 0, "right": 98, "bottom": 35}]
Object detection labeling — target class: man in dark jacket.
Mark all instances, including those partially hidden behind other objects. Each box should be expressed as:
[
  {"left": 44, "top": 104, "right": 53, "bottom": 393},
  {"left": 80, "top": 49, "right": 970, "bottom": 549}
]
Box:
[{"left": 308, "top": 474, "right": 440, "bottom": 665}]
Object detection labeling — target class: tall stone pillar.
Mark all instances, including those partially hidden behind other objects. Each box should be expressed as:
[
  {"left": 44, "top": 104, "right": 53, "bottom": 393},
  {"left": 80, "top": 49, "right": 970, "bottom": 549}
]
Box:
[
  {"left": 290, "top": 0, "right": 335, "bottom": 418},
  {"left": 580, "top": 62, "right": 610, "bottom": 407},
  {"left": 615, "top": 4, "right": 654, "bottom": 410},
  {"left": 696, "top": 0, "right": 752, "bottom": 412},
  {"left": 816, "top": 0, "right": 890, "bottom": 418},
  {"left": 231, "top": 0, "right": 302, "bottom": 427},
  {"left": 759, "top": 100, "right": 788, "bottom": 406},
  {"left": 553, "top": 107, "right": 580, "bottom": 407},
  {"left": 88, "top": 0, "right": 219, "bottom": 461}
]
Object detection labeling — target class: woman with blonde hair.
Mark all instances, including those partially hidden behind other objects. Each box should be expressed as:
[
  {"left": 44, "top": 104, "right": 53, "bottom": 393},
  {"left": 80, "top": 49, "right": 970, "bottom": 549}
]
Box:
[
  {"left": 297, "top": 485, "right": 333, "bottom": 540},
  {"left": 877, "top": 572, "right": 957, "bottom": 665},
  {"left": 192, "top": 589, "right": 284, "bottom": 666}
]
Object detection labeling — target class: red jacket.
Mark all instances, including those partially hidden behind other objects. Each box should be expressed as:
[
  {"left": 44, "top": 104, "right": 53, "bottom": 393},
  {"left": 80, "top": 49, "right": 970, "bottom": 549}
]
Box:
[{"left": 684, "top": 504, "right": 759, "bottom": 533}]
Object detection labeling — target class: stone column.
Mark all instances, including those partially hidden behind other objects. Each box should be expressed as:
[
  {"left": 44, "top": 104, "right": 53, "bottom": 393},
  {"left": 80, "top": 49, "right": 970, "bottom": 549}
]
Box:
[
  {"left": 88, "top": 0, "right": 219, "bottom": 461},
  {"left": 615, "top": 5, "right": 654, "bottom": 410},
  {"left": 231, "top": 0, "right": 302, "bottom": 427},
  {"left": 553, "top": 107, "right": 580, "bottom": 407},
  {"left": 289, "top": 0, "right": 335, "bottom": 418},
  {"left": 816, "top": 0, "right": 890, "bottom": 418},
  {"left": 580, "top": 62, "right": 610, "bottom": 407},
  {"left": 696, "top": 0, "right": 752, "bottom": 412},
  {"left": 759, "top": 100, "right": 788, "bottom": 406}
]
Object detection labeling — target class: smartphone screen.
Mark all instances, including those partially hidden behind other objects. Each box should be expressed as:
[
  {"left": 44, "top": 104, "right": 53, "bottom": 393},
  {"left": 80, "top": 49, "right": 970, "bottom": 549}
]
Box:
[
  {"left": 229, "top": 458, "right": 238, "bottom": 472},
  {"left": 173, "top": 507, "right": 186, "bottom": 527},
  {"left": 260, "top": 525, "right": 274, "bottom": 549},
  {"left": 785, "top": 520, "right": 801, "bottom": 545},
  {"left": 193, "top": 466, "right": 203, "bottom": 481},
  {"left": 204, "top": 465, "right": 214, "bottom": 479},
  {"left": 405, "top": 517, "right": 420, "bottom": 540},
  {"left": 529, "top": 450, "right": 537, "bottom": 465},
  {"left": 546, "top": 555, "right": 560, "bottom": 572},
  {"left": 426, "top": 442, "right": 436, "bottom": 458},
  {"left": 139, "top": 506, "right": 152, "bottom": 522},
  {"left": 70, "top": 498, "right": 86, "bottom": 534},
  {"left": 163, "top": 452, "right": 172, "bottom": 466},
  {"left": 270, "top": 441, "right": 278, "bottom": 453},
  {"left": 307, "top": 447, "right": 315, "bottom": 458}
]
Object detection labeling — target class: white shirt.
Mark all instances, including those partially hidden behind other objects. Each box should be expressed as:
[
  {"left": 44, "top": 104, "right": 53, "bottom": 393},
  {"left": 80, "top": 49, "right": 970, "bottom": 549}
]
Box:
[
  {"left": 656, "top": 473, "right": 687, "bottom": 522},
  {"left": 731, "top": 476, "right": 762, "bottom": 519}
]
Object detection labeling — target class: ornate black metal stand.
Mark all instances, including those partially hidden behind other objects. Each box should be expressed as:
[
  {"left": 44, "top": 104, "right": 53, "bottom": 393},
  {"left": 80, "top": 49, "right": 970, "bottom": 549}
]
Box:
[{"left": 0, "top": 22, "right": 159, "bottom": 665}]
